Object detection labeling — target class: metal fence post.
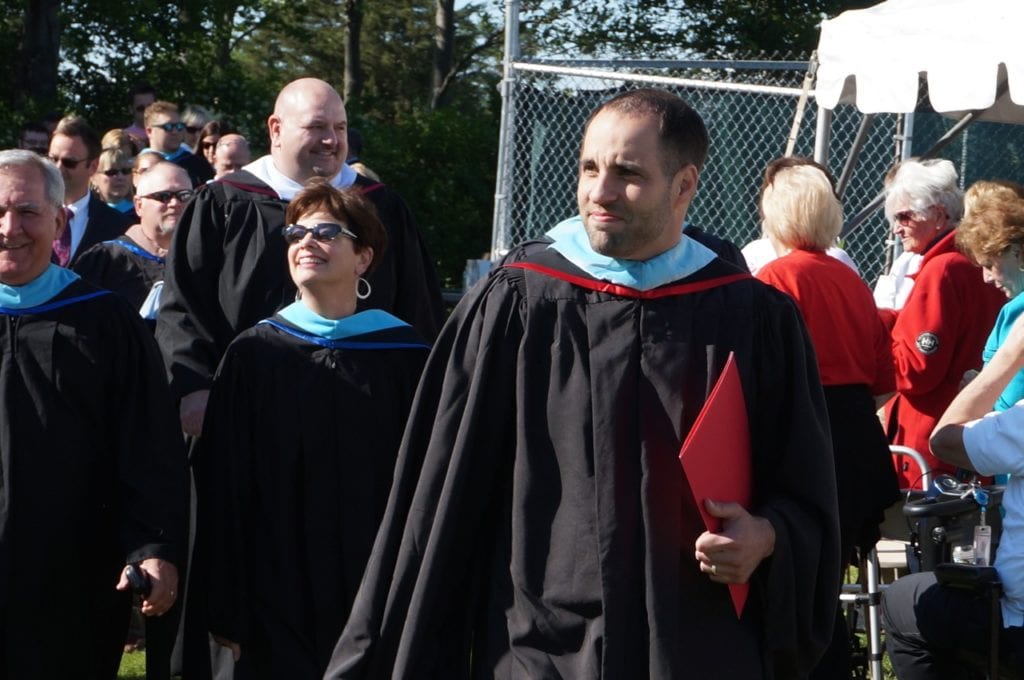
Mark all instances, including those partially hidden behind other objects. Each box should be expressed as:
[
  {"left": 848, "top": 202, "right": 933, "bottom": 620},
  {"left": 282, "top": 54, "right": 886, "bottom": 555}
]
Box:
[{"left": 490, "top": 0, "right": 520, "bottom": 258}]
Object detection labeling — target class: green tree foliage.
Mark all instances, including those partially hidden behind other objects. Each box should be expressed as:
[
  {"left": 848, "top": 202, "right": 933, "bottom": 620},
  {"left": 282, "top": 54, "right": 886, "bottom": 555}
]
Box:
[
  {"left": 4, "top": 0, "right": 502, "bottom": 286},
  {"left": 519, "top": 0, "right": 873, "bottom": 58},
  {"left": 357, "top": 105, "right": 498, "bottom": 287}
]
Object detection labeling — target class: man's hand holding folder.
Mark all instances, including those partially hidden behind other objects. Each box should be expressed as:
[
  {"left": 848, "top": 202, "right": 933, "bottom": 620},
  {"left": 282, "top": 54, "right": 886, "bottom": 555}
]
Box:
[{"left": 680, "top": 352, "right": 777, "bottom": 618}]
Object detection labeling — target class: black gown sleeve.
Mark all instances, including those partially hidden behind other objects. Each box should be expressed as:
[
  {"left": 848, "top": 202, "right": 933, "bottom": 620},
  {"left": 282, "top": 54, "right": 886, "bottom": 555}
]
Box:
[
  {"left": 196, "top": 339, "right": 256, "bottom": 644},
  {"left": 359, "top": 181, "right": 446, "bottom": 341},
  {"left": 156, "top": 185, "right": 231, "bottom": 399},
  {"left": 325, "top": 271, "right": 521, "bottom": 679},
  {"left": 746, "top": 291, "right": 841, "bottom": 677},
  {"left": 104, "top": 296, "right": 189, "bottom": 566}
]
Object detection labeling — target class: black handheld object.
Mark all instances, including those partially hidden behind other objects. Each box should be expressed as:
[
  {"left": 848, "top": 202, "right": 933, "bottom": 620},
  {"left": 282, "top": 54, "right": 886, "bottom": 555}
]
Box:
[{"left": 125, "top": 563, "right": 152, "bottom": 597}]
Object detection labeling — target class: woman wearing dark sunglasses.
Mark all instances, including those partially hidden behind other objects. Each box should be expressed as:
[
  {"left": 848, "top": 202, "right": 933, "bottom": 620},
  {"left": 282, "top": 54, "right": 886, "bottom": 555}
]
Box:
[
  {"left": 195, "top": 179, "right": 430, "bottom": 679},
  {"left": 880, "top": 159, "right": 1004, "bottom": 488},
  {"left": 91, "top": 147, "right": 137, "bottom": 217}
]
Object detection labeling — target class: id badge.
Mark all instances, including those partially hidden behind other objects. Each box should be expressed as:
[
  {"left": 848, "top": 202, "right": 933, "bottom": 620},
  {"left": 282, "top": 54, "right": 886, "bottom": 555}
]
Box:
[{"left": 974, "top": 524, "right": 993, "bottom": 567}]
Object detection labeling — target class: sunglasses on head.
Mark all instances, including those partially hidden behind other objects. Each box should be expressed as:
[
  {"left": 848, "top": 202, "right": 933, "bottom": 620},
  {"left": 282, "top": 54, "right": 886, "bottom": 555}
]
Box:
[
  {"left": 141, "top": 189, "right": 195, "bottom": 204},
  {"left": 102, "top": 167, "right": 133, "bottom": 177},
  {"left": 48, "top": 156, "right": 89, "bottom": 170},
  {"left": 282, "top": 222, "right": 358, "bottom": 245},
  {"left": 155, "top": 122, "right": 187, "bottom": 132}
]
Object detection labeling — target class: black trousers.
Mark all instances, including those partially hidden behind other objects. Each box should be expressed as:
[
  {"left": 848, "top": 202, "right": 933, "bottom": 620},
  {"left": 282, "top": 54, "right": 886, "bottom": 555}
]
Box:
[{"left": 881, "top": 571, "right": 1024, "bottom": 679}]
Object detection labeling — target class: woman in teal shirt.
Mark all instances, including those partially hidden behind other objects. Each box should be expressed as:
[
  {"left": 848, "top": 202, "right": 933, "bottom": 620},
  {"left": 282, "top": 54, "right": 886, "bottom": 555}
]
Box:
[{"left": 958, "top": 180, "right": 1024, "bottom": 412}]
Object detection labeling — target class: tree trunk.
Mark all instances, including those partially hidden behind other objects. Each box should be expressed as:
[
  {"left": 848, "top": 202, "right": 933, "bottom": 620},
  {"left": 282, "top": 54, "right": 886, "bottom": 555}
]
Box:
[
  {"left": 343, "top": 0, "right": 364, "bottom": 101},
  {"left": 16, "top": 0, "right": 61, "bottom": 111},
  {"left": 430, "top": 0, "right": 455, "bottom": 109}
]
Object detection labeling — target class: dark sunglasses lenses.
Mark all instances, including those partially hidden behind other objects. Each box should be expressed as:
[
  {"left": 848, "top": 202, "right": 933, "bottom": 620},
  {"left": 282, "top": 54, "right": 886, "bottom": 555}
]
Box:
[
  {"left": 894, "top": 210, "right": 915, "bottom": 224},
  {"left": 103, "top": 168, "right": 133, "bottom": 177},
  {"left": 142, "top": 190, "right": 194, "bottom": 203},
  {"left": 158, "top": 122, "right": 187, "bottom": 132},
  {"left": 282, "top": 223, "right": 352, "bottom": 244},
  {"left": 185, "top": 126, "right": 202, "bottom": 134},
  {"left": 49, "top": 156, "right": 85, "bottom": 169}
]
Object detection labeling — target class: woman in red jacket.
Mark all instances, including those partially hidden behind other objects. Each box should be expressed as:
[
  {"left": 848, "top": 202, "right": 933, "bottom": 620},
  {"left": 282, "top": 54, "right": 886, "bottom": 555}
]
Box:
[
  {"left": 882, "top": 159, "right": 1004, "bottom": 487},
  {"left": 756, "top": 157, "right": 900, "bottom": 679}
]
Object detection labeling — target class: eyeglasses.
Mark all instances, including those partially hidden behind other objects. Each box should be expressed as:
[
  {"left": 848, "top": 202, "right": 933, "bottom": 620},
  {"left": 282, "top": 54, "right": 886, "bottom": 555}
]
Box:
[
  {"left": 102, "top": 168, "right": 133, "bottom": 177},
  {"left": 201, "top": 140, "right": 217, "bottom": 150},
  {"left": 48, "top": 156, "right": 90, "bottom": 169},
  {"left": 140, "top": 189, "right": 195, "bottom": 203},
  {"left": 154, "top": 122, "right": 187, "bottom": 133},
  {"left": 282, "top": 222, "right": 358, "bottom": 245},
  {"left": 185, "top": 126, "right": 203, "bottom": 134},
  {"left": 893, "top": 210, "right": 920, "bottom": 226}
]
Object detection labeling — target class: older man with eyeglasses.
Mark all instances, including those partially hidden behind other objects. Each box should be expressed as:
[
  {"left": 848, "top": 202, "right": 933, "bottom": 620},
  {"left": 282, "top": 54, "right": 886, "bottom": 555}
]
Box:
[
  {"left": 142, "top": 101, "right": 213, "bottom": 186},
  {"left": 0, "top": 148, "right": 186, "bottom": 680},
  {"left": 48, "top": 115, "right": 133, "bottom": 268},
  {"left": 75, "top": 161, "right": 192, "bottom": 330}
]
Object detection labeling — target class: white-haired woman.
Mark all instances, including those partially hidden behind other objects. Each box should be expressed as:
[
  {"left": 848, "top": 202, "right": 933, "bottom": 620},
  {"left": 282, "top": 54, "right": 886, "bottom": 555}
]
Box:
[{"left": 882, "top": 159, "right": 1004, "bottom": 487}]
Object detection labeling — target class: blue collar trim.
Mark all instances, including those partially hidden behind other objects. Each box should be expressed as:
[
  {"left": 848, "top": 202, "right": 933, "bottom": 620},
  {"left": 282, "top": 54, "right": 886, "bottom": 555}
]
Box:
[
  {"left": 0, "top": 290, "right": 112, "bottom": 316},
  {"left": 108, "top": 198, "right": 135, "bottom": 214},
  {"left": 545, "top": 216, "right": 716, "bottom": 290},
  {"left": 141, "top": 147, "right": 189, "bottom": 162},
  {"left": 274, "top": 302, "right": 414, "bottom": 341},
  {"left": 259, "top": 317, "right": 430, "bottom": 351},
  {"left": 0, "top": 264, "right": 82, "bottom": 310},
  {"left": 107, "top": 239, "right": 165, "bottom": 264}
]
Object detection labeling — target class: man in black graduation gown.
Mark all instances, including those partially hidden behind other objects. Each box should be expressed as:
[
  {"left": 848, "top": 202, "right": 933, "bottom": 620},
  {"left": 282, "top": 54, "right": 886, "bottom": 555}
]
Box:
[
  {"left": 324, "top": 89, "right": 841, "bottom": 679},
  {"left": 0, "top": 150, "right": 186, "bottom": 679},
  {"left": 156, "top": 77, "right": 445, "bottom": 439},
  {"left": 74, "top": 162, "right": 191, "bottom": 325}
]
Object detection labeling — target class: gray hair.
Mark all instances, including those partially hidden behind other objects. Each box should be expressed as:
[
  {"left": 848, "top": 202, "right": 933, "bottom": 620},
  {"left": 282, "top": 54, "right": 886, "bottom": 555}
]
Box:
[
  {"left": 884, "top": 158, "right": 963, "bottom": 224},
  {"left": 0, "top": 149, "right": 65, "bottom": 210}
]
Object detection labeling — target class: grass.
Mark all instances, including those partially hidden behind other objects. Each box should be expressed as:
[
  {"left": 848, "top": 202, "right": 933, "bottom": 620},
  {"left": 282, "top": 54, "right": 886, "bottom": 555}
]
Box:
[{"left": 118, "top": 651, "right": 145, "bottom": 679}]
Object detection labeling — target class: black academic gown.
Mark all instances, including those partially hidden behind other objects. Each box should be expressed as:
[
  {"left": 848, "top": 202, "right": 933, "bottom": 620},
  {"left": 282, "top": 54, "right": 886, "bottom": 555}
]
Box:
[
  {"left": 0, "top": 279, "right": 187, "bottom": 679},
  {"left": 156, "top": 170, "right": 445, "bottom": 401},
  {"left": 72, "top": 236, "right": 165, "bottom": 313},
  {"left": 195, "top": 316, "right": 429, "bottom": 680},
  {"left": 67, "top": 194, "right": 134, "bottom": 269},
  {"left": 173, "top": 150, "right": 215, "bottom": 187},
  {"left": 683, "top": 223, "right": 748, "bottom": 271},
  {"left": 324, "top": 246, "right": 841, "bottom": 679}
]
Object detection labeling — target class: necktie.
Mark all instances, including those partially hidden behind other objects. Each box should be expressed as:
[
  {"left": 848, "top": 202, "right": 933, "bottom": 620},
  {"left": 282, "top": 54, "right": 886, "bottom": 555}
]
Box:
[{"left": 52, "top": 207, "right": 73, "bottom": 267}]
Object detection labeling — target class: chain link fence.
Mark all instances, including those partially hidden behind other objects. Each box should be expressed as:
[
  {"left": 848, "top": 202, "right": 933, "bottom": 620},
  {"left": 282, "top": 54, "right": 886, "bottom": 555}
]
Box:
[{"left": 491, "top": 54, "right": 1024, "bottom": 287}]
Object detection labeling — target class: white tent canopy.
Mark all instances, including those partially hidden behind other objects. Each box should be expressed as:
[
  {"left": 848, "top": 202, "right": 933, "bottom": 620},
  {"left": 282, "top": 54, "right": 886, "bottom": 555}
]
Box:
[{"left": 816, "top": 0, "right": 1024, "bottom": 123}]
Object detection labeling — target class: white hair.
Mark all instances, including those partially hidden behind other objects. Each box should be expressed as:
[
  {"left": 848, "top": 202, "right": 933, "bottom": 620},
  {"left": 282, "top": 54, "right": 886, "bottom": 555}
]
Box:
[
  {"left": 0, "top": 149, "right": 64, "bottom": 210},
  {"left": 884, "top": 158, "right": 963, "bottom": 224}
]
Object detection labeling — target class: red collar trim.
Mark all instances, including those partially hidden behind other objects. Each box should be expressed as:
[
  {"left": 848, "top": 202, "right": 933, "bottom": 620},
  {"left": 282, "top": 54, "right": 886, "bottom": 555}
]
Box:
[
  {"left": 503, "top": 262, "right": 752, "bottom": 299},
  {"left": 218, "top": 176, "right": 280, "bottom": 198}
]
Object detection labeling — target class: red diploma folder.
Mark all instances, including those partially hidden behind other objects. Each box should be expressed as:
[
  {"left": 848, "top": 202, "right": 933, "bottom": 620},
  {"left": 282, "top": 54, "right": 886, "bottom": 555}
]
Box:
[{"left": 679, "top": 352, "right": 751, "bottom": 618}]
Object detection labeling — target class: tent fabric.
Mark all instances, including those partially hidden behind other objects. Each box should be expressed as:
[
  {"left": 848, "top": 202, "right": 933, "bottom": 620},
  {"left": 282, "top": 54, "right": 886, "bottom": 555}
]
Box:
[{"left": 815, "top": 0, "right": 1024, "bottom": 123}]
